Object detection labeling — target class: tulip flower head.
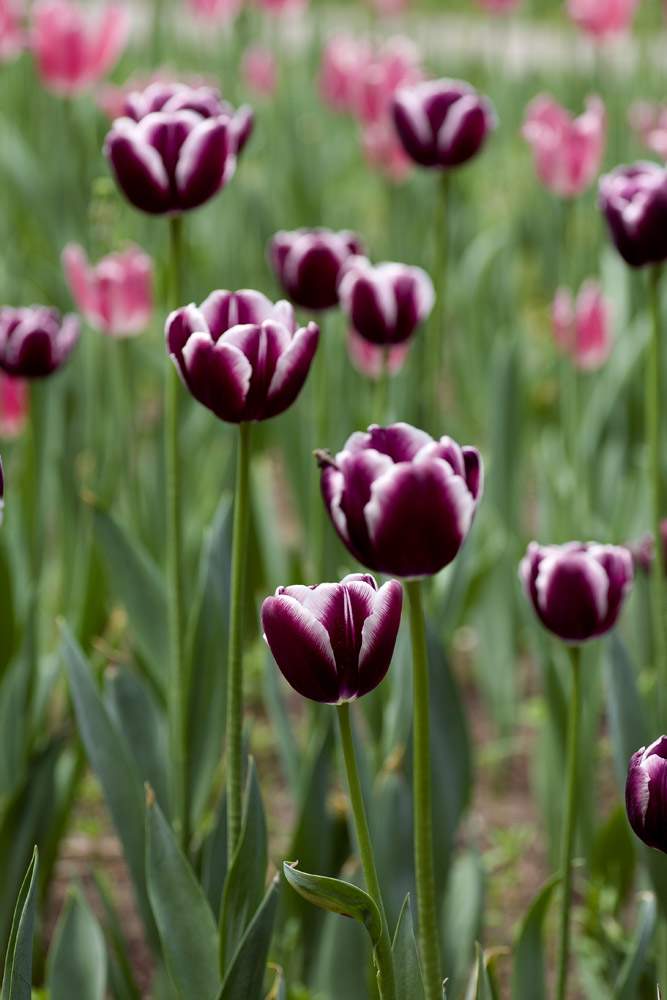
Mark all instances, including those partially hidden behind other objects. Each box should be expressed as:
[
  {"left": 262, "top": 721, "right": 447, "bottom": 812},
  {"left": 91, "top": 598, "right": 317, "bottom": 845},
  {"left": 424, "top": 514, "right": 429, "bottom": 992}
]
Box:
[
  {"left": 566, "top": 0, "right": 639, "bottom": 40},
  {"left": 187, "top": 0, "right": 243, "bottom": 21},
  {"left": 241, "top": 45, "right": 278, "bottom": 97},
  {"left": 318, "top": 422, "right": 483, "bottom": 578},
  {"left": 0, "top": 0, "right": 25, "bottom": 62},
  {"left": 626, "top": 737, "right": 667, "bottom": 854},
  {"left": 551, "top": 279, "right": 612, "bottom": 370},
  {"left": 319, "top": 35, "right": 374, "bottom": 115},
  {"left": 0, "top": 306, "right": 79, "bottom": 378},
  {"left": 31, "top": 0, "right": 129, "bottom": 95},
  {"left": 337, "top": 256, "right": 435, "bottom": 346},
  {"left": 262, "top": 573, "right": 403, "bottom": 703},
  {"left": 392, "top": 78, "right": 496, "bottom": 169},
  {"left": 62, "top": 243, "right": 153, "bottom": 337},
  {"left": 522, "top": 94, "right": 606, "bottom": 198},
  {"left": 598, "top": 162, "right": 667, "bottom": 268},
  {"left": 166, "top": 289, "right": 318, "bottom": 423},
  {"left": 268, "top": 228, "right": 365, "bottom": 311},
  {"left": 519, "top": 541, "right": 634, "bottom": 644},
  {"left": 0, "top": 373, "right": 28, "bottom": 438},
  {"left": 627, "top": 101, "right": 667, "bottom": 162}
]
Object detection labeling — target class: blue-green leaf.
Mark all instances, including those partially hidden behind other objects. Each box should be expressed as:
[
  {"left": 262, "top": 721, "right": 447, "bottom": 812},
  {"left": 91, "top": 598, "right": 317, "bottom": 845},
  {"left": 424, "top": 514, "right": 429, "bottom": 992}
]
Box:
[
  {"left": 217, "top": 876, "right": 280, "bottom": 1000},
  {"left": 392, "top": 895, "right": 425, "bottom": 1000},
  {"left": 283, "top": 863, "right": 382, "bottom": 946},
  {"left": 1, "top": 848, "right": 38, "bottom": 1000},
  {"left": 46, "top": 888, "right": 107, "bottom": 1000},
  {"left": 612, "top": 893, "right": 656, "bottom": 1000},
  {"left": 511, "top": 876, "right": 559, "bottom": 1000}
]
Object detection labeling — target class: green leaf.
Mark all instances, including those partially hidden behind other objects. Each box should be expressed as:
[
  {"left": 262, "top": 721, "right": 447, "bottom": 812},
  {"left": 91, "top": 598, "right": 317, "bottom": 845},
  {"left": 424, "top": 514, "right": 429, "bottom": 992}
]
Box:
[
  {"left": 146, "top": 793, "right": 219, "bottom": 1000},
  {"left": 605, "top": 634, "right": 647, "bottom": 793},
  {"left": 1, "top": 848, "right": 38, "bottom": 1000},
  {"left": 217, "top": 876, "right": 280, "bottom": 1000},
  {"left": 201, "top": 796, "right": 227, "bottom": 921},
  {"left": 46, "top": 888, "right": 107, "bottom": 1000},
  {"left": 60, "top": 623, "right": 156, "bottom": 949},
  {"left": 91, "top": 873, "right": 142, "bottom": 1000},
  {"left": 612, "top": 893, "right": 656, "bottom": 1000},
  {"left": 219, "top": 760, "right": 267, "bottom": 972},
  {"left": 282, "top": 863, "right": 382, "bottom": 946},
  {"left": 442, "top": 850, "right": 485, "bottom": 999},
  {"left": 392, "top": 895, "right": 425, "bottom": 1000},
  {"left": 467, "top": 943, "right": 495, "bottom": 1000},
  {"left": 0, "top": 540, "right": 16, "bottom": 682},
  {"left": 511, "top": 876, "right": 559, "bottom": 1000},
  {"left": 92, "top": 508, "right": 168, "bottom": 699}
]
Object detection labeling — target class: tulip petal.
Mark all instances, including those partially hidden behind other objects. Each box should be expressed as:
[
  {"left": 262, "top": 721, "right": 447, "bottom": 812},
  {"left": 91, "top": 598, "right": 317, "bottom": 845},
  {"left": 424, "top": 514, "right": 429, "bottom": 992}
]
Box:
[
  {"left": 261, "top": 595, "right": 340, "bottom": 702},
  {"left": 535, "top": 552, "right": 609, "bottom": 643},
  {"left": 264, "top": 321, "right": 319, "bottom": 419},
  {"left": 181, "top": 332, "right": 252, "bottom": 421},
  {"left": 175, "top": 117, "right": 231, "bottom": 210},
  {"left": 357, "top": 579, "right": 402, "bottom": 696},
  {"left": 105, "top": 126, "right": 172, "bottom": 214}
]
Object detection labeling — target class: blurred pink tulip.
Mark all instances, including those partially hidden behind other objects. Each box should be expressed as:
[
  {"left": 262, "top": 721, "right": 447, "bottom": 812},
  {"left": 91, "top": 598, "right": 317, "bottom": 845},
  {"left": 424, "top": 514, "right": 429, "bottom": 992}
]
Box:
[
  {"left": 346, "top": 328, "right": 410, "bottom": 379},
  {"left": 551, "top": 279, "right": 612, "bottom": 370},
  {"left": 475, "top": 0, "right": 523, "bottom": 10},
  {"left": 522, "top": 93, "right": 606, "bottom": 198},
  {"left": 31, "top": 0, "right": 129, "bottom": 95},
  {"left": 251, "top": 0, "right": 306, "bottom": 14},
  {"left": 62, "top": 243, "right": 153, "bottom": 337},
  {"left": 362, "top": 120, "right": 413, "bottom": 181},
  {"left": 319, "top": 35, "right": 374, "bottom": 115},
  {"left": 351, "top": 36, "right": 422, "bottom": 125},
  {"left": 0, "top": 0, "right": 25, "bottom": 62},
  {"left": 241, "top": 45, "right": 277, "bottom": 97},
  {"left": 365, "top": 0, "right": 410, "bottom": 14},
  {"left": 627, "top": 101, "right": 667, "bottom": 162},
  {"left": 565, "top": 0, "right": 638, "bottom": 39},
  {"left": 0, "top": 373, "right": 28, "bottom": 438},
  {"left": 186, "top": 0, "right": 243, "bottom": 20}
]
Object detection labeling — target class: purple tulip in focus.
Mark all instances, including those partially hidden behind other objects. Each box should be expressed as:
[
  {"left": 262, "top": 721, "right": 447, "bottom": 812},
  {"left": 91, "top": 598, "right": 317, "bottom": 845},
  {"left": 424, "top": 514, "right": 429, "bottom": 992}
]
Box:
[
  {"left": 337, "top": 256, "right": 434, "bottom": 346},
  {"left": 318, "top": 422, "right": 483, "bottom": 578},
  {"left": 166, "top": 289, "right": 319, "bottom": 423},
  {"left": 392, "top": 78, "right": 496, "bottom": 169},
  {"left": 262, "top": 573, "right": 402, "bottom": 703},
  {"left": 519, "top": 541, "right": 634, "bottom": 644},
  {"left": 0, "top": 306, "right": 79, "bottom": 378},
  {"left": 598, "top": 162, "right": 667, "bottom": 268},
  {"left": 62, "top": 243, "right": 153, "bottom": 337},
  {"left": 626, "top": 736, "right": 667, "bottom": 854},
  {"left": 268, "top": 228, "right": 365, "bottom": 311}
]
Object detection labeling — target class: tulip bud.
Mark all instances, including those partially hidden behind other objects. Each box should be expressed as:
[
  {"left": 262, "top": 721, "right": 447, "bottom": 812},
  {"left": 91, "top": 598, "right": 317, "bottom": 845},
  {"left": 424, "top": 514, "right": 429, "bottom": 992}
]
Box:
[
  {"left": 62, "top": 243, "right": 153, "bottom": 337},
  {"left": 268, "top": 228, "right": 365, "bottom": 311},
  {"left": 337, "top": 256, "right": 434, "bottom": 346},
  {"left": 598, "top": 162, "right": 667, "bottom": 268},
  {"left": 166, "top": 289, "right": 319, "bottom": 423},
  {"left": 392, "top": 78, "right": 496, "bottom": 169},
  {"left": 522, "top": 94, "right": 606, "bottom": 199},
  {"left": 626, "top": 737, "right": 667, "bottom": 854},
  {"left": 262, "top": 573, "right": 403, "bottom": 703},
  {"left": 519, "top": 541, "right": 634, "bottom": 644},
  {"left": 319, "top": 422, "right": 482, "bottom": 578},
  {"left": 0, "top": 306, "right": 79, "bottom": 378}
]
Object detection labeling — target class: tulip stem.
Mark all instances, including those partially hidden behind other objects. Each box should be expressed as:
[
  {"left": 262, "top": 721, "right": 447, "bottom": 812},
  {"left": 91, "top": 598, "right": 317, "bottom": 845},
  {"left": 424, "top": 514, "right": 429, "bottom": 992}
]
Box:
[
  {"left": 428, "top": 170, "right": 450, "bottom": 433},
  {"left": 405, "top": 578, "right": 442, "bottom": 1000},
  {"left": 648, "top": 265, "right": 667, "bottom": 724},
  {"left": 373, "top": 348, "right": 390, "bottom": 425},
  {"left": 311, "top": 315, "right": 328, "bottom": 576},
  {"left": 166, "top": 215, "right": 189, "bottom": 851},
  {"left": 336, "top": 702, "right": 397, "bottom": 1000},
  {"left": 226, "top": 419, "right": 252, "bottom": 865},
  {"left": 555, "top": 643, "right": 581, "bottom": 1000}
]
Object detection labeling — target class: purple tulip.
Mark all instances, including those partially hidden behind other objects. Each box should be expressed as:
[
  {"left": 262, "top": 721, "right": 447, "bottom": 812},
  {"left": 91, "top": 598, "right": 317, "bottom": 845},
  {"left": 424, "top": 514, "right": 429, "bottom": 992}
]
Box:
[
  {"left": 519, "top": 541, "right": 634, "bottom": 644},
  {"left": 0, "top": 306, "right": 80, "bottom": 378},
  {"left": 626, "top": 736, "right": 667, "bottom": 854},
  {"left": 337, "top": 256, "right": 435, "bottom": 346},
  {"left": 392, "top": 78, "right": 496, "bottom": 169},
  {"left": 268, "top": 228, "right": 365, "bottom": 311},
  {"left": 104, "top": 81, "right": 252, "bottom": 215},
  {"left": 598, "top": 162, "right": 667, "bottom": 268},
  {"left": 318, "top": 422, "right": 482, "bottom": 578},
  {"left": 261, "top": 573, "right": 403, "bottom": 703},
  {"left": 166, "top": 289, "right": 319, "bottom": 422}
]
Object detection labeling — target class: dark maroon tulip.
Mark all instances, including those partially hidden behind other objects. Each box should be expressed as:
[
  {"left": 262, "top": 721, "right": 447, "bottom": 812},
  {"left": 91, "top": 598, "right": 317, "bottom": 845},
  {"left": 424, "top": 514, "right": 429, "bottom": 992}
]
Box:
[
  {"left": 0, "top": 306, "right": 80, "bottom": 378},
  {"left": 598, "top": 162, "right": 667, "bottom": 268},
  {"left": 519, "top": 541, "right": 634, "bottom": 644},
  {"left": 166, "top": 289, "right": 319, "bottom": 422},
  {"left": 262, "top": 573, "right": 403, "bottom": 703},
  {"left": 626, "top": 736, "right": 667, "bottom": 854},
  {"left": 268, "top": 228, "right": 365, "bottom": 311},
  {"left": 318, "top": 422, "right": 482, "bottom": 578},
  {"left": 392, "top": 78, "right": 496, "bottom": 169},
  {"left": 337, "top": 256, "right": 435, "bottom": 346}
]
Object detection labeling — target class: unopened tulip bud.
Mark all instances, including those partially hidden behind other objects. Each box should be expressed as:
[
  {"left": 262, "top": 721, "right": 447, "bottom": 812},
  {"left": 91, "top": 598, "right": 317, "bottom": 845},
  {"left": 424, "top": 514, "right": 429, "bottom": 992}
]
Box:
[
  {"left": 338, "top": 256, "right": 434, "bottom": 347},
  {"left": 268, "top": 228, "right": 364, "bottom": 311}
]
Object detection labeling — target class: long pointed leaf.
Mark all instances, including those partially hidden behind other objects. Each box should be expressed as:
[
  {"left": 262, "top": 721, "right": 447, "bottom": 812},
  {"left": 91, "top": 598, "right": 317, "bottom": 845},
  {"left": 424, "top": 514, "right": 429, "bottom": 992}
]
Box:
[
  {"left": 217, "top": 876, "right": 280, "bottom": 1000},
  {"left": 511, "top": 876, "right": 559, "bottom": 1000},
  {"left": 1, "top": 848, "right": 38, "bottom": 1000},
  {"left": 46, "top": 888, "right": 107, "bottom": 1000},
  {"left": 392, "top": 895, "right": 425, "bottom": 1000}
]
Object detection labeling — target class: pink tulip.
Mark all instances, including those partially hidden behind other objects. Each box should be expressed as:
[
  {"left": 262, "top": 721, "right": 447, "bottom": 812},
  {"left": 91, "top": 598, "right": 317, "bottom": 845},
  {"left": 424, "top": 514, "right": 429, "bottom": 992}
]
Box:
[
  {"left": 251, "top": 0, "right": 306, "bottom": 14},
  {"left": 476, "top": 0, "right": 523, "bottom": 10},
  {"left": 551, "top": 279, "right": 612, "bottom": 370},
  {"left": 319, "top": 35, "right": 374, "bottom": 115},
  {"left": 362, "top": 119, "right": 413, "bottom": 181},
  {"left": 347, "top": 328, "right": 411, "bottom": 379},
  {"left": 186, "top": 0, "right": 243, "bottom": 19},
  {"left": 0, "top": 0, "right": 25, "bottom": 62},
  {"left": 522, "top": 93, "right": 606, "bottom": 198},
  {"left": 62, "top": 243, "right": 153, "bottom": 337},
  {"left": 241, "top": 45, "right": 278, "bottom": 97},
  {"left": 351, "top": 36, "right": 422, "bottom": 126},
  {"left": 565, "top": 0, "right": 638, "bottom": 39},
  {"left": 627, "top": 101, "right": 667, "bottom": 162},
  {"left": 31, "top": 0, "right": 129, "bottom": 95},
  {"left": 0, "top": 373, "right": 28, "bottom": 438}
]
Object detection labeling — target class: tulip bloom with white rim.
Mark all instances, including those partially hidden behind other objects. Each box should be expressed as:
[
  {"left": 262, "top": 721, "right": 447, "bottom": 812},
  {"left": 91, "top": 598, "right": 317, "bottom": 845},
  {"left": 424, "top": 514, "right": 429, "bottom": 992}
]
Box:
[
  {"left": 166, "top": 289, "right": 319, "bottom": 423},
  {"left": 598, "top": 162, "right": 667, "bottom": 268},
  {"left": 566, "top": 0, "right": 638, "bottom": 39},
  {"left": 551, "top": 279, "right": 612, "bottom": 371},
  {"left": 626, "top": 737, "right": 667, "bottom": 854},
  {"left": 262, "top": 573, "right": 403, "bottom": 703},
  {"left": 519, "top": 541, "right": 634, "bottom": 644},
  {"left": 521, "top": 94, "right": 606, "bottom": 199},
  {"left": 268, "top": 228, "right": 365, "bottom": 311},
  {"left": 319, "top": 422, "right": 482, "bottom": 578},
  {"left": 31, "top": 0, "right": 129, "bottom": 95},
  {"left": 338, "top": 256, "right": 434, "bottom": 347},
  {"left": 0, "top": 306, "right": 79, "bottom": 378},
  {"left": 62, "top": 243, "right": 153, "bottom": 337}
]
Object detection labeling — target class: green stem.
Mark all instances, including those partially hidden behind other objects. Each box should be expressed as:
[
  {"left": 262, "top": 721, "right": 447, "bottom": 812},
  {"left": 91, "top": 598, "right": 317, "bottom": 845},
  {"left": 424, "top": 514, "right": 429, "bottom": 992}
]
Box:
[
  {"left": 166, "top": 215, "right": 188, "bottom": 850},
  {"left": 226, "top": 420, "right": 252, "bottom": 865},
  {"left": 428, "top": 171, "right": 449, "bottom": 433},
  {"left": 373, "top": 348, "right": 389, "bottom": 426},
  {"left": 337, "top": 703, "right": 397, "bottom": 1000},
  {"left": 311, "top": 315, "right": 328, "bottom": 576},
  {"left": 555, "top": 644, "right": 581, "bottom": 1000},
  {"left": 405, "top": 579, "right": 442, "bottom": 1000},
  {"left": 648, "top": 265, "right": 667, "bottom": 725}
]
